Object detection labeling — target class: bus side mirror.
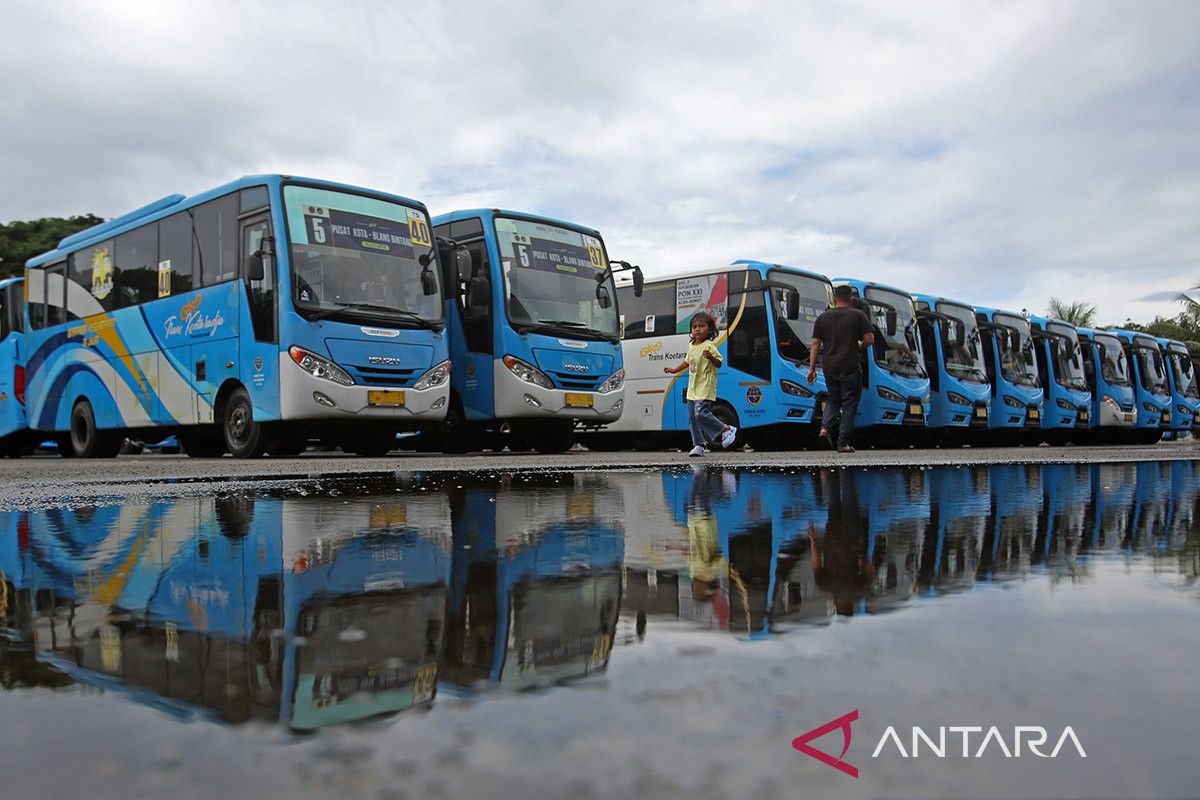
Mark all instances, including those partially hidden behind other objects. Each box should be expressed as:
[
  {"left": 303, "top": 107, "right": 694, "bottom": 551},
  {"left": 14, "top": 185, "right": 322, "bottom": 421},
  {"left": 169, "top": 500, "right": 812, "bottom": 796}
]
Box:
[
  {"left": 633, "top": 266, "right": 644, "bottom": 297},
  {"left": 247, "top": 252, "right": 265, "bottom": 282},
  {"left": 784, "top": 290, "right": 800, "bottom": 320},
  {"left": 954, "top": 322, "right": 966, "bottom": 347},
  {"left": 596, "top": 284, "right": 612, "bottom": 309},
  {"left": 886, "top": 308, "right": 898, "bottom": 337},
  {"left": 421, "top": 266, "right": 438, "bottom": 296}
]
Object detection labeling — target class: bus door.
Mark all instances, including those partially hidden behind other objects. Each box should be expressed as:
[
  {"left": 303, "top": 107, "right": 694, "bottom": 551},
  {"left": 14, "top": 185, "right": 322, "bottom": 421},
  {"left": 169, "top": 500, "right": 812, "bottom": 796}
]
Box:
[
  {"left": 456, "top": 238, "right": 495, "bottom": 420},
  {"left": 0, "top": 282, "right": 24, "bottom": 439},
  {"left": 239, "top": 214, "right": 280, "bottom": 419}
]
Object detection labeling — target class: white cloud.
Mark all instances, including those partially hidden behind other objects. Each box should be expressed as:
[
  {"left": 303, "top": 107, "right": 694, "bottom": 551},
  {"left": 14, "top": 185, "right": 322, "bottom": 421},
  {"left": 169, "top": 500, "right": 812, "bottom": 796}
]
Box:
[{"left": 1, "top": 0, "right": 1197, "bottom": 322}]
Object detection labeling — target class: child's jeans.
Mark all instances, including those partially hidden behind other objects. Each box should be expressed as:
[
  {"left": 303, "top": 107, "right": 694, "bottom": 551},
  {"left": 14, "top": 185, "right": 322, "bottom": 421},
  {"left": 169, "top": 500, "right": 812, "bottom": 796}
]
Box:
[{"left": 688, "top": 399, "right": 726, "bottom": 447}]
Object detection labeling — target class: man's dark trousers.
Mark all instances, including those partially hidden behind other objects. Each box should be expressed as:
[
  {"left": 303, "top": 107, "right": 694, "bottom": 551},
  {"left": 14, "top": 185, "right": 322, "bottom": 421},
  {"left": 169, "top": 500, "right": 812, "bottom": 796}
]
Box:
[{"left": 822, "top": 368, "right": 862, "bottom": 447}]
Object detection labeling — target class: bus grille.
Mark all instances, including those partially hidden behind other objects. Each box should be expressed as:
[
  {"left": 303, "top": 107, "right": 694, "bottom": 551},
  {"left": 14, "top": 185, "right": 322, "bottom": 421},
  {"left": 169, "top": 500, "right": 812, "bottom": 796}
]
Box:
[
  {"left": 548, "top": 370, "right": 602, "bottom": 390},
  {"left": 347, "top": 364, "right": 419, "bottom": 387}
]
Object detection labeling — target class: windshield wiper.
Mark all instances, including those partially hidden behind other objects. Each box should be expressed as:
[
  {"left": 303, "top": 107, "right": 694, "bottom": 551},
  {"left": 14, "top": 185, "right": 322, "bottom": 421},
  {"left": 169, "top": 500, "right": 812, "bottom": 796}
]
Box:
[
  {"left": 305, "top": 302, "right": 439, "bottom": 328},
  {"left": 517, "top": 320, "right": 616, "bottom": 342}
]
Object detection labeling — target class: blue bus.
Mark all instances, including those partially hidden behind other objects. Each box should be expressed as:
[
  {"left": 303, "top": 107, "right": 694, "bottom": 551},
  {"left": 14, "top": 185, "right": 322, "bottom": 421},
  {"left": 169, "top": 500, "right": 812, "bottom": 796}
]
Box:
[
  {"left": 23, "top": 175, "right": 450, "bottom": 458},
  {"left": 1076, "top": 327, "right": 1135, "bottom": 443},
  {"left": 912, "top": 294, "right": 991, "bottom": 442},
  {"left": 1109, "top": 329, "right": 1171, "bottom": 444},
  {"left": 832, "top": 278, "right": 930, "bottom": 444},
  {"left": 426, "top": 210, "right": 635, "bottom": 453},
  {"left": 972, "top": 306, "right": 1043, "bottom": 443},
  {"left": 443, "top": 477, "right": 624, "bottom": 692},
  {"left": 1026, "top": 315, "right": 1092, "bottom": 444},
  {"left": 1157, "top": 338, "right": 1199, "bottom": 440},
  {"left": 0, "top": 277, "right": 32, "bottom": 456},
  {"left": 595, "top": 260, "right": 829, "bottom": 450}
]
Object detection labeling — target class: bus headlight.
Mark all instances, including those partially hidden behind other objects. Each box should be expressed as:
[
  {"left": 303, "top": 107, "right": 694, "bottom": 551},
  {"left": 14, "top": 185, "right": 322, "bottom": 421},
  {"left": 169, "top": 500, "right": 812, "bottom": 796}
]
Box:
[
  {"left": 1102, "top": 395, "right": 1121, "bottom": 411},
  {"left": 946, "top": 391, "right": 969, "bottom": 406},
  {"left": 1143, "top": 402, "right": 1159, "bottom": 413},
  {"left": 1179, "top": 405, "right": 1193, "bottom": 415},
  {"left": 781, "top": 380, "right": 813, "bottom": 398},
  {"left": 502, "top": 355, "right": 555, "bottom": 390},
  {"left": 413, "top": 360, "right": 451, "bottom": 390},
  {"left": 289, "top": 346, "right": 354, "bottom": 386},
  {"left": 598, "top": 369, "right": 625, "bottom": 393},
  {"left": 877, "top": 386, "right": 904, "bottom": 402},
  {"left": 1056, "top": 398, "right": 1076, "bottom": 410},
  {"left": 1003, "top": 395, "right": 1025, "bottom": 408}
]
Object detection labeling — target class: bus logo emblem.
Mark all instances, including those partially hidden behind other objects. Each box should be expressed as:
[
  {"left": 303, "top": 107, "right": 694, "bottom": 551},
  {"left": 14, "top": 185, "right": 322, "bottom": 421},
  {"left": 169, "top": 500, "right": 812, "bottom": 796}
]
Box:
[
  {"left": 746, "top": 385, "right": 763, "bottom": 406},
  {"left": 564, "top": 363, "right": 588, "bottom": 373},
  {"left": 180, "top": 294, "right": 202, "bottom": 322},
  {"left": 639, "top": 342, "right": 662, "bottom": 358}
]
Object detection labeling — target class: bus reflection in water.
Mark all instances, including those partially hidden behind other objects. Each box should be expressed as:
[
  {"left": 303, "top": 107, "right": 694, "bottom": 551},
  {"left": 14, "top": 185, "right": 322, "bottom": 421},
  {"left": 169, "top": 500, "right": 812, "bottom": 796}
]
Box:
[{"left": 0, "top": 484, "right": 452, "bottom": 729}]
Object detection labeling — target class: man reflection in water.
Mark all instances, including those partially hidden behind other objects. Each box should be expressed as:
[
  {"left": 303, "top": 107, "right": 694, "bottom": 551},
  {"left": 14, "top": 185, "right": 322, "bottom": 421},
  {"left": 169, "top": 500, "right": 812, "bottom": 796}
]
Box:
[{"left": 809, "top": 469, "right": 874, "bottom": 616}]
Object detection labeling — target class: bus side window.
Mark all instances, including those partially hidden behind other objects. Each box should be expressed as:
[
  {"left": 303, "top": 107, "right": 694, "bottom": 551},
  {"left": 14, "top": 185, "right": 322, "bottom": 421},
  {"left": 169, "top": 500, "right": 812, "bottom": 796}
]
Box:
[
  {"left": 159, "top": 212, "right": 194, "bottom": 296},
  {"left": 1081, "top": 341, "right": 1096, "bottom": 390},
  {"left": 242, "top": 216, "right": 275, "bottom": 343},
  {"left": 68, "top": 241, "right": 115, "bottom": 318},
  {"left": 462, "top": 243, "right": 492, "bottom": 355},
  {"left": 977, "top": 316, "right": 998, "bottom": 395},
  {"left": 115, "top": 225, "right": 159, "bottom": 307},
  {"left": 726, "top": 273, "right": 770, "bottom": 381},
  {"left": 193, "top": 194, "right": 239, "bottom": 286}
]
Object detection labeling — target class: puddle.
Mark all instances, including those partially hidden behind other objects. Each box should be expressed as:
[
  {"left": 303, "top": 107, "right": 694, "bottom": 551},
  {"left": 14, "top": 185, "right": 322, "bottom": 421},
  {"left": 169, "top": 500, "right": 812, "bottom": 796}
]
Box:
[{"left": 1, "top": 463, "right": 1198, "bottom": 799}]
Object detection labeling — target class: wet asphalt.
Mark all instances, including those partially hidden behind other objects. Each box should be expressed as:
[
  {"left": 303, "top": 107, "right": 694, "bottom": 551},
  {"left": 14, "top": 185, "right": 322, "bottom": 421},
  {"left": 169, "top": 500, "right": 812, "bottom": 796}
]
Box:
[{"left": 0, "top": 441, "right": 1194, "bottom": 507}]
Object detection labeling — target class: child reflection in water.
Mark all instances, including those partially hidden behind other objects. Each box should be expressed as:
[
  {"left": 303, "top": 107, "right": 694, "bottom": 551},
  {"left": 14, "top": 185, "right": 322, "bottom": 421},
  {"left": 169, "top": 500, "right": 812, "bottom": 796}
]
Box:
[
  {"left": 809, "top": 469, "right": 874, "bottom": 617},
  {"left": 683, "top": 467, "right": 740, "bottom": 628}
]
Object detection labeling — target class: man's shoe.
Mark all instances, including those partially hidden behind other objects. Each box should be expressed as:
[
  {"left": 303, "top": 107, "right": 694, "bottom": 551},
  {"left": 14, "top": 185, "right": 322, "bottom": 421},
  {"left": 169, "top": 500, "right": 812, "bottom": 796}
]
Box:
[
  {"left": 688, "top": 446, "right": 705, "bottom": 457},
  {"left": 838, "top": 444, "right": 855, "bottom": 453},
  {"left": 818, "top": 430, "right": 834, "bottom": 450},
  {"left": 720, "top": 426, "right": 738, "bottom": 449}
]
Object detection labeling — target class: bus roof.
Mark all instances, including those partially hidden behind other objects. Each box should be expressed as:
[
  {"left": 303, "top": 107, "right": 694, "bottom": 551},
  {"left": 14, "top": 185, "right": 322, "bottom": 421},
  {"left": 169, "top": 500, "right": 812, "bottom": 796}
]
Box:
[
  {"left": 431, "top": 208, "right": 601, "bottom": 238},
  {"left": 1108, "top": 328, "right": 1160, "bottom": 346},
  {"left": 911, "top": 293, "right": 975, "bottom": 312},
  {"left": 25, "top": 174, "right": 430, "bottom": 269},
  {"left": 974, "top": 305, "right": 1025, "bottom": 320},
  {"left": 832, "top": 277, "right": 914, "bottom": 297},
  {"left": 615, "top": 262, "right": 751, "bottom": 287},
  {"left": 731, "top": 259, "right": 831, "bottom": 283},
  {"left": 1157, "top": 337, "right": 1189, "bottom": 352},
  {"left": 1026, "top": 314, "right": 1077, "bottom": 331},
  {"left": 0, "top": 276, "right": 22, "bottom": 290}
]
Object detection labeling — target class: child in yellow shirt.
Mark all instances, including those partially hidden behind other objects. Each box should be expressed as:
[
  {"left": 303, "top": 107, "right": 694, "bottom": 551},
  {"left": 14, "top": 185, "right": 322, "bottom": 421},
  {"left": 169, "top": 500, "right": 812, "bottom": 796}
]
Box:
[{"left": 663, "top": 311, "right": 738, "bottom": 456}]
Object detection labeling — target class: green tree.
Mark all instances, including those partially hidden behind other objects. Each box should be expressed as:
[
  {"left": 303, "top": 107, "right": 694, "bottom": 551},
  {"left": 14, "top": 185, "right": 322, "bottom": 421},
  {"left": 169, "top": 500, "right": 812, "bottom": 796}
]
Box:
[
  {"left": 1046, "top": 297, "right": 1098, "bottom": 327},
  {"left": 0, "top": 214, "right": 104, "bottom": 277}
]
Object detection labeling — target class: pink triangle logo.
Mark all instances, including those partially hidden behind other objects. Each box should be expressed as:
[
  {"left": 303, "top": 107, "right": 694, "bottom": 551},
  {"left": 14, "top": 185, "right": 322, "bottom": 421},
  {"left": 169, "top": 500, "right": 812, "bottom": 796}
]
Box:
[{"left": 792, "top": 709, "right": 859, "bottom": 778}]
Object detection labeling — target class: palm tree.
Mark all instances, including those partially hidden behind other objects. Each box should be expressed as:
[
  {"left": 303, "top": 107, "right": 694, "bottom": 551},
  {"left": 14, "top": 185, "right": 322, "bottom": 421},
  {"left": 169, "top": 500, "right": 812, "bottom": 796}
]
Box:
[{"left": 1046, "top": 297, "right": 1098, "bottom": 327}]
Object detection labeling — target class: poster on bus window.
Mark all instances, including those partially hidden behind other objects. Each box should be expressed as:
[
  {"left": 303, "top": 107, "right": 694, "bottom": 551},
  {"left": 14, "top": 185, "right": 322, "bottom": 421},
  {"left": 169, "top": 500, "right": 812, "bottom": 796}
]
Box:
[
  {"left": 511, "top": 234, "right": 601, "bottom": 280},
  {"left": 675, "top": 274, "right": 728, "bottom": 333}
]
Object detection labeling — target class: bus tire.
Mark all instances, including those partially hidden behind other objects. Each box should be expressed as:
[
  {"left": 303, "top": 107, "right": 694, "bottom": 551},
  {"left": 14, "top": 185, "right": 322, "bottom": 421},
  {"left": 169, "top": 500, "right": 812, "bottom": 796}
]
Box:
[
  {"left": 69, "top": 400, "right": 121, "bottom": 458},
  {"left": 179, "top": 429, "right": 227, "bottom": 457},
  {"left": 222, "top": 387, "right": 266, "bottom": 458},
  {"left": 529, "top": 420, "right": 575, "bottom": 454}
]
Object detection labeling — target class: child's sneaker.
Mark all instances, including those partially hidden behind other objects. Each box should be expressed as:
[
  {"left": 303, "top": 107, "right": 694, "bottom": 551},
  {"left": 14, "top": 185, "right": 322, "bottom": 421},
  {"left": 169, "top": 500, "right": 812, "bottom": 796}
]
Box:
[
  {"left": 720, "top": 426, "right": 738, "bottom": 449},
  {"left": 688, "top": 446, "right": 705, "bottom": 457}
]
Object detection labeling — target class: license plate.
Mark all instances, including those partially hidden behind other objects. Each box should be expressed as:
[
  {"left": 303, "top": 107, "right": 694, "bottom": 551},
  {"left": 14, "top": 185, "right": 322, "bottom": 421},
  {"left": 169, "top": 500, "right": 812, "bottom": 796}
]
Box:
[
  {"left": 565, "top": 392, "right": 593, "bottom": 407},
  {"left": 1124, "top": 412, "right": 1134, "bottom": 423},
  {"left": 1079, "top": 411, "right": 1089, "bottom": 422},
  {"left": 1028, "top": 409, "right": 1040, "bottom": 420},
  {"left": 907, "top": 403, "right": 922, "bottom": 415},
  {"left": 974, "top": 406, "right": 987, "bottom": 418},
  {"left": 368, "top": 390, "right": 406, "bottom": 406}
]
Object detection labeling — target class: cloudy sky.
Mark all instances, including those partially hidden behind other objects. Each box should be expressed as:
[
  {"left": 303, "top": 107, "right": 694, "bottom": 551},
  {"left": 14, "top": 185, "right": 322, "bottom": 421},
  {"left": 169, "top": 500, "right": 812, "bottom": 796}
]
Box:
[{"left": 2, "top": 1, "right": 1197, "bottom": 323}]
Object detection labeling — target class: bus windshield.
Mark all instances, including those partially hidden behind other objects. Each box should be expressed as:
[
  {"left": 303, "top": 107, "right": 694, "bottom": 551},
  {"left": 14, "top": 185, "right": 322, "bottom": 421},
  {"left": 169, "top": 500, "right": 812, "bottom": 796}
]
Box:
[
  {"left": 994, "top": 313, "right": 1040, "bottom": 388},
  {"left": 1166, "top": 347, "right": 1198, "bottom": 398},
  {"left": 1133, "top": 336, "right": 1168, "bottom": 394},
  {"left": 864, "top": 286, "right": 925, "bottom": 377},
  {"left": 769, "top": 270, "right": 831, "bottom": 365},
  {"left": 940, "top": 302, "right": 987, "bottom": 383},
  {"left": 1048, "top": 323, "right": 1088, "bottom": 391},
  {"left": 494, "top": 217, "right": 618, "bottom": 340},
  {"left": 284, "top": 185, "right": 443, "bottom": 324},
  {"left": 1093, "top": 333, "right": 1131, "bottom": 386}
]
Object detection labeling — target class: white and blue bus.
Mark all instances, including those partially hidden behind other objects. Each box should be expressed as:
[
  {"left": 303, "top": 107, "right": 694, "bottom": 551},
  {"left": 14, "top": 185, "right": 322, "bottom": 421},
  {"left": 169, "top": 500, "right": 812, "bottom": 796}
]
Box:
[
  {"left": 23, "top": 175, "right": 450, "bottom": 458},
  {"left": 427, "top": 210, "right": 637, "bottom": 453},
  {"left": 589, "top": 260, "right": 828, "bottom": 450}
]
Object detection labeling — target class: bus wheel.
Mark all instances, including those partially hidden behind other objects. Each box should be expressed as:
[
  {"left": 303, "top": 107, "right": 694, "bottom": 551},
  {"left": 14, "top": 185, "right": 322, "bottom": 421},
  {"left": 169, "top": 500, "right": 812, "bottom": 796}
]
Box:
[
  {"left": 222, "top": 387, "right": 266, "bottom": 458},
  {"left": 179, "top": 430, "right": 227, "bottom": 458},
  {"left": 69, "top": 400, "right": 121, "bottom": 458},
  {"left": 529, "top": 420, "right": 575, "bottom": 454}
]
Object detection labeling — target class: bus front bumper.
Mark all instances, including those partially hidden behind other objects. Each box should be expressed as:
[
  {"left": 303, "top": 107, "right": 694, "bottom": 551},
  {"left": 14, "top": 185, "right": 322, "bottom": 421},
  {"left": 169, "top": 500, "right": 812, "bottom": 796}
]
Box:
[
  {"left": 493, "top": 362, "right": 623, "bottom": 422},
  {"left": 280, "top": 355, "right": 450, "bottom": 422}
]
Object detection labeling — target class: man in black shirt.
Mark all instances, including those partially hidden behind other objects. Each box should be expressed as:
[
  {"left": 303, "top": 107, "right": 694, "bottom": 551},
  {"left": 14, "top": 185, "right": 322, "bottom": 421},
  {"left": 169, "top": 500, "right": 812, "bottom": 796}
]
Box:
[{"left": 807, "top": 285, "right": 874, "bottom": 451}]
